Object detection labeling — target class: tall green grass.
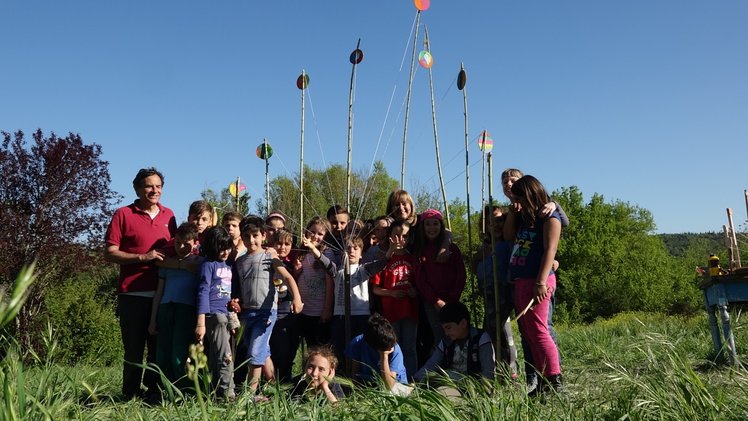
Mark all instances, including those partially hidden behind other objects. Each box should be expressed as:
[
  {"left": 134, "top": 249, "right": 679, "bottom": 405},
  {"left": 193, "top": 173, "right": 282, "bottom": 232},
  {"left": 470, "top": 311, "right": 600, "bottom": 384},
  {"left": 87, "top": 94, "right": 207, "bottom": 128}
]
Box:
[{"left": 3, "top": 266, "right": 748, "bottom": 421}]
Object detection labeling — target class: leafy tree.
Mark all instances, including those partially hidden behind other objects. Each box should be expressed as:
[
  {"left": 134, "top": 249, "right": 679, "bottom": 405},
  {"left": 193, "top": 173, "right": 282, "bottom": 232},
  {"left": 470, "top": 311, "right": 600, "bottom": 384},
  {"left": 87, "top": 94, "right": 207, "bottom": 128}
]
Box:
[
  {"left": 201, "top": 186, "right": 250, "bottom": 223},
  {"left": 553, "top": 186, "right": 701, "bottom": 322},
  {"left": 263, "top": 161, "right": 399, "bottom": 232},
  {"left": 0, "top": 129, "right": 120, "bottom": 350}
]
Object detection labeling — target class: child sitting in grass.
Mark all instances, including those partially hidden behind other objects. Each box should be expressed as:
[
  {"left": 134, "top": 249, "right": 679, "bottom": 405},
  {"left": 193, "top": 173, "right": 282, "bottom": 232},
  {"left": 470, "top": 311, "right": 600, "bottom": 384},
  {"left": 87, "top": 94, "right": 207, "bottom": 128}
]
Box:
[
  {"left": 289, "top": 345, "right": 344, "bottom": 403},
  {"left": 414, "top": 301, "right": 496, "bottom": 383},
  {"left": 345, "top": 313, "right": 413, "bottom": 396}
]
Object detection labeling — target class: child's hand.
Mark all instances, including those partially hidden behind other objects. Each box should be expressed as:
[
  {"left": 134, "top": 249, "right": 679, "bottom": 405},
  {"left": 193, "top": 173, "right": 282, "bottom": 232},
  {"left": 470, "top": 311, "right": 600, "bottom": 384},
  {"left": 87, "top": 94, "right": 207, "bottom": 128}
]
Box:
[
  {"left": 228, "top": 298, "right": 241, "bottom": 313},
  {"left": 533, "top": 283, "right": 552, "bottom": 303},
  {"left": 389, "top": 233, "right": 407, "bottom": 250},
  {"left": 292, "top": 298, "right": 304, "bottom": 314},
  {"left": 435, "top": 299, "right": 446, "bottom": 309},
  {"left": 435, "top": 247, "right": 451, "bottom": 263},
  {"left": 148, "top": 321, "right": 158, "bottom": 336},
  {"left": 390, "top": 289, "right": 407, "bottom": 299},
  {"left": 195, "top": 325, "right": 206, "bottom": 343},
  {"left": 539, "top": 202, "right": 557, "bottom": 218}
]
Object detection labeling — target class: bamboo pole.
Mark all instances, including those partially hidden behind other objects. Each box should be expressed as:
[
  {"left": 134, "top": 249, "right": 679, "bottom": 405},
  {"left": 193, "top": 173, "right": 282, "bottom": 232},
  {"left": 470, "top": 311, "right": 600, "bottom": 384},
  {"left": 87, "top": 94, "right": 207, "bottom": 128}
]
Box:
[
  {"left": 299, "top": 70, "right": 307, "bottom": 229},
  {"left": 487, "top": 152, "right": 503, "bottom": 364},
  {"left": 400, "top": 11, "right": 421, "bottom": 190},
  {"left": 424, "top": 25, "right": 450, "bottom": 230},
  {"left": 347, "top": 39, "right": 362, "bottom": 212},
  {"left": 727, "top": 208, "right": 741, "bottom": 268},
  {"left": 458, "top": 63, "right": 476, "bottom": 297},
  {"left": 744, "top": 189, "right": 748, "bottom": 222},
  {"left": 235, "top": 176, "right": 241, "bottom": 212},
  {"left": 480, "top": 130, "right": 487, "bottom": 236},
  {"left": 264, "top": 138, "right": 270, "bottom": 216}
]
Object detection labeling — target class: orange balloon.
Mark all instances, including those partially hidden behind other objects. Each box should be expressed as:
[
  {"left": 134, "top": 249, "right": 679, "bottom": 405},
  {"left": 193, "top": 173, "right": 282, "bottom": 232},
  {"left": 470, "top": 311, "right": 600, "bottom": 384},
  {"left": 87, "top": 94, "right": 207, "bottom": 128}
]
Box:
[{"left": 414, "top": 0, "right": 430, "bottom": 11}]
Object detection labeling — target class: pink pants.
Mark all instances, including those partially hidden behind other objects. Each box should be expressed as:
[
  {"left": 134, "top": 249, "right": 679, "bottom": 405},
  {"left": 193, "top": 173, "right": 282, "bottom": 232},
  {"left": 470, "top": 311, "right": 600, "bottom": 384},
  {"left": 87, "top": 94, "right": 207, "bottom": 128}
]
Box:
[{"left": 514, "top": 274, "right": 561, "bottom": 377}]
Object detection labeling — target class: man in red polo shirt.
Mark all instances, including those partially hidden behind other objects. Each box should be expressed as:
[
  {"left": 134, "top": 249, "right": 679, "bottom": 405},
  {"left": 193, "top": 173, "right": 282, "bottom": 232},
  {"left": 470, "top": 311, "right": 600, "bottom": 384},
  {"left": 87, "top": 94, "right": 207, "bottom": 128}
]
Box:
[{"left": 105, "top": 167, "right": 177, "bottom": 401}]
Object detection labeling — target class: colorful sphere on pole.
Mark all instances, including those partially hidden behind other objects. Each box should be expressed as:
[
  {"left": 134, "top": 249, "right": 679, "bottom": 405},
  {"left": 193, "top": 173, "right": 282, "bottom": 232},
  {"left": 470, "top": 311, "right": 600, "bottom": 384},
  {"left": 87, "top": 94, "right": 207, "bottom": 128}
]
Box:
[
  {"left": 229, "top": 182, "right": 246, "bottom": 197},
  {"left": 296, "top": 73, "right": 310, "bottom": 90},
  {"left": 256, "top": 143, "right": 273, "bottom": 159},
  {"left": 349, "top": 48, "right": 364, "bottom": 64},
  {"left": 478, "top": 131, "right": 493, "bottom": 152},
  {"left": 418, "top": 50, "right": 433, "bottom": 69},
  {"left": 414, "top": 0, "right": 430, "bottom": 11}
]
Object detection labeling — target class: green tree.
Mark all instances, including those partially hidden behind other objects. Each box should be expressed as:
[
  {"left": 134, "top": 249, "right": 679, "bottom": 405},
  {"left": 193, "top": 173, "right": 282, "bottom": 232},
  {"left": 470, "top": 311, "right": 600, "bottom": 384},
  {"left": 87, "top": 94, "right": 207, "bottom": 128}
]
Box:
[
  {"left": 201, "top": 186, "right": 250, "bottom": 223},
  {"left": 264, "top": 161, "right": 399, "bottom": 232}
]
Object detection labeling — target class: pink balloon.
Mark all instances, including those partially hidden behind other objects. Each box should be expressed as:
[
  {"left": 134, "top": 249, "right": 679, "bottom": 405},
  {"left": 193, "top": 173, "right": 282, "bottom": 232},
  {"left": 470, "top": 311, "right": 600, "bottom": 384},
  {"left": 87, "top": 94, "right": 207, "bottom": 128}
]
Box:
[{"left": 414, "top": 0, "right": 430, "bottom": 11}]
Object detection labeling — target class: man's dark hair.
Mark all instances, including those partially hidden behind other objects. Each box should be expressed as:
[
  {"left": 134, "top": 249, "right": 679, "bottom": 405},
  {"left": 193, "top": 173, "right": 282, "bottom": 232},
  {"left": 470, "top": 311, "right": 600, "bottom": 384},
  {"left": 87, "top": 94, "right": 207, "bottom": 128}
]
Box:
[
  {"left": 438, "top": 301, "right": 471, "bottom": 325},
  {"left": 175, "top": 222, "right": 199, "bottom": 242},
  {"left": 201, "top": 226, "right": 234, "bottom": 261},
  {"left": 132, "top": 167, "right": 164, "bottom": 190},
  {"left": 240, "top": 215, "right": 265, "bottom": 237},
  {"left": 363, "top": 313, "right": 397, "bottom": 351}
]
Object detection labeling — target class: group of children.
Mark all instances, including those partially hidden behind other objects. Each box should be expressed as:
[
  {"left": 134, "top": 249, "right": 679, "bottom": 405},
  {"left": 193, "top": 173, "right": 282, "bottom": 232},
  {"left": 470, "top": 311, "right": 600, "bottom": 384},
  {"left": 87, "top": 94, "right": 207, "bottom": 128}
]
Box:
[{"left": 147, "top": 172, "right": 566, "bottom": 403}]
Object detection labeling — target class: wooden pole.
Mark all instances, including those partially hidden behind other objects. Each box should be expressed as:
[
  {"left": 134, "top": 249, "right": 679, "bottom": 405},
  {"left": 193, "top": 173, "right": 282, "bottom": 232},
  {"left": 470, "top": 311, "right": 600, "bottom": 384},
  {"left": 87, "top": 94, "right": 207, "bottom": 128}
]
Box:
[
  {"left": 400, "top": 11, "right": 421, "bottom": 190},
  {"left": 727, "top": 208, "right": 741, "bottom": 268},
  {"left": 459, "top": 63, "right": 476, "bottom": 297},
  {"left": 487, "top": 152, "right": 503, "bottom": 364},
  {"left": 744, "top": 189, "right": 748, "bottom": 222},
  {"left": 347, "top": 39, "right": 361, "bottom": 212},
  {"left": 235, "top": 176, "right": 241, "bottom": 212},
  {"left": 299, "top": 70, "right": 307, "bottom": 230},
  {"left": 424, "top": 25, "right": 451, "bottom": 230},
  {"left": 264, "top": 138, "right": 270, "bottom": 216},
  {"left": 480, "top": 130, "right": 487, "bottom": 236}
]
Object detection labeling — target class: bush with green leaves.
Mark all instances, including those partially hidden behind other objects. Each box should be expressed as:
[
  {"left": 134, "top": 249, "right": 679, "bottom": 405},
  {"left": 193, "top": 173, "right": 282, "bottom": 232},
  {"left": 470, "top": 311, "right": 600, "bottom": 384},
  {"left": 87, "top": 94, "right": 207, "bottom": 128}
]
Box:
[{"left": 42, "top": 268, "right": 121, "bottom": 365}]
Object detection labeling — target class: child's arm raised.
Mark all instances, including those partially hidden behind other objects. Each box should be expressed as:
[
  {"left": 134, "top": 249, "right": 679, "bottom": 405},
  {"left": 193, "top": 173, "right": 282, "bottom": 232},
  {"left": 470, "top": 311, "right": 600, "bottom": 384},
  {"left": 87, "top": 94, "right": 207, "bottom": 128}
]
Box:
[
  {"left": 268, "top": 247, "right": 304, "bottom": 314},
  {"left": 379, "top": 348, "right": 398, "bottom": 392},
  {"left": 301, "top": 236, "right": 338, "bottom": 276}
]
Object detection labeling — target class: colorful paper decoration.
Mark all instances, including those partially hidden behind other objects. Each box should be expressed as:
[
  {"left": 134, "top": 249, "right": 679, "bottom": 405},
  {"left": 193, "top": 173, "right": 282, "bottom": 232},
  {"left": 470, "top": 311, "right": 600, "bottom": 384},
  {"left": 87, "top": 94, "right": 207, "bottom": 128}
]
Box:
[
  {"left": 256, "top": 143, "right": 273, "bottom": 159},
  {"left": 418, "top": 50, "right": 433, "bottom": 69},
  {"left": 349, "top": 48, "right": 364, "bottom": 64},
  {"left": 457, "top": 69, "right": 467, "bottom": 90},
  {"left": 414, "top": 0, "right": 430, "bottom": 11},
  {"left": 296, "top": 73, "right": 310, "bottom": 90},
  {"left": 229, "top": 182, "right": 246, "bottom": 197},
  {"left": 478, "top": 131, "right": 493, "bottom": 152}
]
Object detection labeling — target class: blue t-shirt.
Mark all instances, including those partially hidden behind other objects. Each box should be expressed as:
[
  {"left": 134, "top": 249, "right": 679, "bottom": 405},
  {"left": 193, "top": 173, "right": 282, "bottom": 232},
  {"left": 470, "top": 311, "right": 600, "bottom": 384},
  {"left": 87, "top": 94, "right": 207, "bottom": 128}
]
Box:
[
  {"left": 475, "top": 241, "right": 513, "bottom": 290},
  {"left": 509, "top": 211, "right": 560, "bottom": 279},
  {"left": 344, "top": 334, "right": 408, "bottom": 384},
  {"left": 197, "top": 260, "right": 232, "bottom": 315},
  {"left": 158, "top": 256, "right": 204, "bottom": 306}
]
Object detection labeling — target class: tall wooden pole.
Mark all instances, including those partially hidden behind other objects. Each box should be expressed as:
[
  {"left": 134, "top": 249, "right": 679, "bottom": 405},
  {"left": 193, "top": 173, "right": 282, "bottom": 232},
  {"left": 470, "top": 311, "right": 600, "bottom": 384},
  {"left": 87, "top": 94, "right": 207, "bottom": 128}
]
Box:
[
  {"left": 299, "top": 70, "right": 307, "bottom": 229},
  {"left": 347, "top": 39, "right": 362, "bottom": 212},
  {"left": 235, "top": 176, "right": 241, "bottom": 212},
  {"left": 458, "top": 63, "right": 474, "bottom": 294},
  {"left": 264, "top": 138, "right": 270, "bottom": 216},
  {"left": 727, "top": 208, "right": 741, "bottom": 268},
  {"left": 424, "top": 25, "right": 451, "bottom": 230},
  {"left": 487, "top": 152, "right": 503, "bottom": 364},
  {"left": 480, "top": 131, "right": 487, "bottom": 236},
  {"left": 400, "top": 11, "right": 421, "bottom": 190}
]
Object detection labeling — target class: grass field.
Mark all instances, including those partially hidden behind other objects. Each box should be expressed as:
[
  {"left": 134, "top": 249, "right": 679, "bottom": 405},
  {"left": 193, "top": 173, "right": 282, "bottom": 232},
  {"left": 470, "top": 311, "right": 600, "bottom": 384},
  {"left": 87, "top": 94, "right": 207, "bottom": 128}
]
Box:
[{"left": 2, "top": 311, "right": 747, "bottom": 420}]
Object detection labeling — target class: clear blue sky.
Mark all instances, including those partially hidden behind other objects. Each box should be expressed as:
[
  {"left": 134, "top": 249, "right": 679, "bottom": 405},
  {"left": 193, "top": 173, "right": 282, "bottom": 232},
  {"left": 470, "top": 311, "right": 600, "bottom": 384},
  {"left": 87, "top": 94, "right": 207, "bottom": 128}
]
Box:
[{"left": 2, "top": 1, "right": 746, "bottom": 233}]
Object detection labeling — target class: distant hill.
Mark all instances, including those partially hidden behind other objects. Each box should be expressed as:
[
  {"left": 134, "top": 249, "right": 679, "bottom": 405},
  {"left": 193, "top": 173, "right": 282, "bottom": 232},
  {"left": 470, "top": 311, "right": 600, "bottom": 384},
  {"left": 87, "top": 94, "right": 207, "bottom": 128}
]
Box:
[{"left": 658, "top": 232, "right": 725, "bottom": 257}]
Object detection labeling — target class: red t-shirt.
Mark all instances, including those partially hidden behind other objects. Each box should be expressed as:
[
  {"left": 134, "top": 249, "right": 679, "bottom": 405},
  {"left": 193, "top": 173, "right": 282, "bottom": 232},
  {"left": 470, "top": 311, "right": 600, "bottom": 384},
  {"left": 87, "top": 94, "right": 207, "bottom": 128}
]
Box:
[
  {"left": 371, "top": 253, "right": 418, "bottom": 323},
  {"left": 105, "top": 201, "right": 177, "bottom": 293}
]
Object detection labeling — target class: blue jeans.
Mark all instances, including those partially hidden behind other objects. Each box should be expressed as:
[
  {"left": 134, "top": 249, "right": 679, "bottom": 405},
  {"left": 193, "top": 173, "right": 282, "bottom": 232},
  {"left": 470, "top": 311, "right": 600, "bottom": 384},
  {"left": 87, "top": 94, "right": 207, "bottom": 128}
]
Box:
[{"left": 392, "top": 318, "right": 418, "bottom": 380}]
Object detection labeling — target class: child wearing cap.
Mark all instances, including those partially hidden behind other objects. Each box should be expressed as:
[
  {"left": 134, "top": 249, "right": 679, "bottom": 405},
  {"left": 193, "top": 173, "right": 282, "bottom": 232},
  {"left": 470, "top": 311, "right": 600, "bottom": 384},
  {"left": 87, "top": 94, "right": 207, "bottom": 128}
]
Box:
[{"left": 412, "top": 209, "right": 467, "bottom": 347}]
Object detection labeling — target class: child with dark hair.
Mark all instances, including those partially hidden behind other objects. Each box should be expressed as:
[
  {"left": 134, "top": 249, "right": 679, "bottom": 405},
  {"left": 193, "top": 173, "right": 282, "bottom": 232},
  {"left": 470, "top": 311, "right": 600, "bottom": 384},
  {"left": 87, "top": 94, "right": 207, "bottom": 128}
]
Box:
[
  {"left": 187, "top": 200, "right": 214, "bottom": 246},
  {"left": 231, "top": 216, "right": 303, "bottom": 395},
  {"left": 414, "top": 302, "right": 496, "bottom": 383},
  {"left": 344, "top": 313, "right": 412, "bottom": 396},
  {"left": 370, "top": 220, "right": 419, "bottom": 379},
  {"left": 148, "top": 223, "right": 203, "bottom": 390},
  {"left": 289, "top": 345, "right": 345, "bottom": 403},
  {"left": 195, "top": 226, "right": 237, "bottom": 400},
  {"left": 222, "top": 211, "right": 246, "bottom": 265},
  {"left": 325, "top": 204, "right": 350, "bottom": 267}
]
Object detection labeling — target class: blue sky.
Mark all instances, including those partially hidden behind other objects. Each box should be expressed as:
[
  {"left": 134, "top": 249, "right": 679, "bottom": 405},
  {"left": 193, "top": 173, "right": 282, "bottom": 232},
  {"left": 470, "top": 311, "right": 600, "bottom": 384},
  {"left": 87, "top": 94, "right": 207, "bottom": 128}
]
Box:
[{"left": 2, "top": 1, "right": 746, "bottom": 233}]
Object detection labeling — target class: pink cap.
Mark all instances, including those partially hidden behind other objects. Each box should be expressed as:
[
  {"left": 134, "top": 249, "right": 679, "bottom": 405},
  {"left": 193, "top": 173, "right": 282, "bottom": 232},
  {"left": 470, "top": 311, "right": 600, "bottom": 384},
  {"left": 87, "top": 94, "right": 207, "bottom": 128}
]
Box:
[
  {"left": 420, "top": 209, "right": 443, "bottom": 221},
  {"left": 266, "top": 212, "right": 286, "bottom": 223}
]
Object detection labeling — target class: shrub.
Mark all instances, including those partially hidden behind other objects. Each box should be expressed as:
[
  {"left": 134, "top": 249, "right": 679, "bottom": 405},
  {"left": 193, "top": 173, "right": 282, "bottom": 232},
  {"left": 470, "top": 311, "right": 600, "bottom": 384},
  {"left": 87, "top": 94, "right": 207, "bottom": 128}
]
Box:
[{"left": 42, "top": 267, "right": 121, "bottom": 365}]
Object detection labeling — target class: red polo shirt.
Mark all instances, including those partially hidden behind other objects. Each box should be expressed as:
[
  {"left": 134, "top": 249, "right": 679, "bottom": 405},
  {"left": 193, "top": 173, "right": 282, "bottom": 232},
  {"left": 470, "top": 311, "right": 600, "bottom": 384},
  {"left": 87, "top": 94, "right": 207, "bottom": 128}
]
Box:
[{"left": 105, "top": 201, "right": 177, "bottom": 293}]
